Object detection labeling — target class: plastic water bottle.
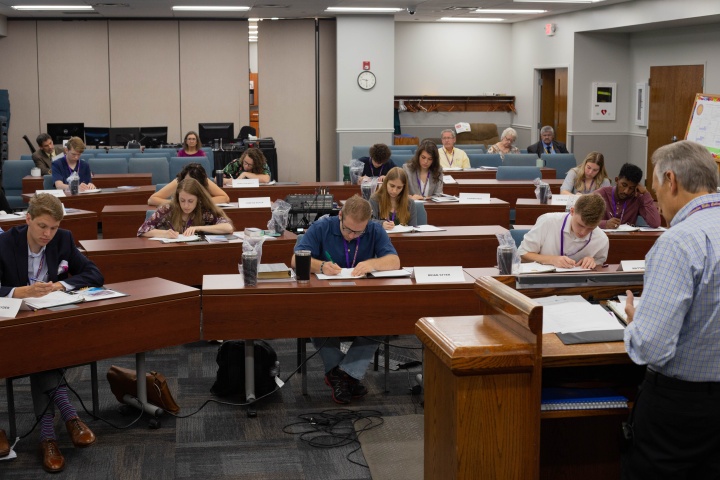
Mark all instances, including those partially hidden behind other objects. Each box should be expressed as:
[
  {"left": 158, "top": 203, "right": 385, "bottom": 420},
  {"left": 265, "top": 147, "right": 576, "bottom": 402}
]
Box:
[{"left": 68, "top": 171, "right": 80, "bottom": 195}]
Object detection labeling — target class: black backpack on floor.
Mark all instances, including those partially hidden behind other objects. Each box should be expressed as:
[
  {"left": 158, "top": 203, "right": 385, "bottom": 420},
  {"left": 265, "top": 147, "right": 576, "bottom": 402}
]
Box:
[{"left": 210, "top": 340, "right": 279, "bottom": 398}]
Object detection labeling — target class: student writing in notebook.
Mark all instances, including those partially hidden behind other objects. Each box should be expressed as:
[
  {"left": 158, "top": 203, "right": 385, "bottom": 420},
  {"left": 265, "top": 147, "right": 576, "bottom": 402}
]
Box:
[
  {"left": 138, "top": 178, "right": 233, "bottom": 238},
  {"left": 369, "top": 167, "right": 417, "bottom": 230},
  {"left": 222, "top": 147, "right": 272, "bottom": 184},
  {"left": 149, "top": 162, "right": 229, "bottom": 206},
  {"left": 0, "top": 194, "right": 103, "bottom": 473},
  {"left": 517, "top": 193, "right": 609, "bottom": 269},
  {"left": 358, "top": 143, "right": 396, "bottom": 183},
  {"left": 622, "top": 141, "right": 720, "bottom": 479},
  {"left": 403, "top": 140, "right": 444, "bottom": 200},
  {"left": 560, "top": 151, "right": 611, "bottom": 195},
  {"left": 595, "top": 163, "right": 661, "bottom": 229},
  {"left": 290, "top": 195, "right": 400, "bottom": 404},
  {"left": 51, "top": 136, "right": 97, "bottom": 192}
]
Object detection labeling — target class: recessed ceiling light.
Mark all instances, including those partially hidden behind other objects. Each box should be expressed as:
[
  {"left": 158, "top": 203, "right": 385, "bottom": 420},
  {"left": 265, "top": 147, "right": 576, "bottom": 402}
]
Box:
[
  {"left": 326, "top": 7, "right": 404, "bottom": 13},
  {"left": 439, "top": 17, "right": 503, "bottom": 22},
  {"left": 12, "top": 5, "right": 94, "bottom": 10},
  {"left": 475, "top": 9, "right": 546, "bottom": 14},
  {"left": 172, "top": 6, "right": 251, "bottom": 11}
]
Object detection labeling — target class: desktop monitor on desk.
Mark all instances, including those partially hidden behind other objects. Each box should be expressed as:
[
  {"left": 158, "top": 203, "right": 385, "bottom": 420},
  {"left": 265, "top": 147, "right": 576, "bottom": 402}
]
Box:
[
  {"left": 199, "top": 123, "right": 234, "bottom": 146},
  {"left": 110, "top": 127, "right": 141, "bottom": 147},
  {"left": 84, "top": 127, "right": 111, "bottom": 148},
  {"left": 139, "top": 126, "right": 168, "bottom": 148},
  {"left": 47, "top": 123, "right": 84, "bottom": 144}
]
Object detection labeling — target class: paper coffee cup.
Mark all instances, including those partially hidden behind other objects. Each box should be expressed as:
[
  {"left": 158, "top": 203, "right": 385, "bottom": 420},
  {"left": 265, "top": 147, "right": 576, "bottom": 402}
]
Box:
[{"left": 31, "top": 167, "right": 41, "bottom": 177}]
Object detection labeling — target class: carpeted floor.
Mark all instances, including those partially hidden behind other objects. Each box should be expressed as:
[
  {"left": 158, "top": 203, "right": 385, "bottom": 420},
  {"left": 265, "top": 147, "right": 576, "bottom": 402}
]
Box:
[
  {"left": 355, "top": 414, "right": 424, "bottom": 480},
  {"left": 0, "top": 336, "right": 425, "bottom": 479}
]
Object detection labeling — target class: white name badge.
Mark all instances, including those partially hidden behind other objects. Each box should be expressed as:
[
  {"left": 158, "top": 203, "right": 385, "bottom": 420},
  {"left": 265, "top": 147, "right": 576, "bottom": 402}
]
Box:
[
  {"left": 442, "top": 175, "right": 457, "bottom": 183},
  {"left": 36, "top": 189, "right": 65, "bottom": 197},
  {"left": 459, "top": 192, "right": 490, "bottom": 204},
  {"left": 413, "top": 266, "right": 465, "bottom": 284},
  {"left": 0, "top": 298, "right": 23, "bottom": 318},
  {"left": 237, "top": 197, "right": 272, "bottom": 208},
  {"left": 232, "top": 178, "right": 260, "bottom": 188}
]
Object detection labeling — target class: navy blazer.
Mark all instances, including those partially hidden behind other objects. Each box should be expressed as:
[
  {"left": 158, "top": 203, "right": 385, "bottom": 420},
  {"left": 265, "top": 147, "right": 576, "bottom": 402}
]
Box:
[
  {"left": 0, "top": 225, "right": 104, "bottom": 297},
  {"left": 527, "top": 140, "right": 569, "bottom": 157}
]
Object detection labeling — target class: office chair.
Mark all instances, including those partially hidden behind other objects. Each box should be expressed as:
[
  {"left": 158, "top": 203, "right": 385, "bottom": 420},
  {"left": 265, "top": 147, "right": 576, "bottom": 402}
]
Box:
[
  {"left": 23, "top": 135, "right": 36, "bottom": 153},
  {"left": 237, "top": 126, "right": 256, "bottom": 141}
]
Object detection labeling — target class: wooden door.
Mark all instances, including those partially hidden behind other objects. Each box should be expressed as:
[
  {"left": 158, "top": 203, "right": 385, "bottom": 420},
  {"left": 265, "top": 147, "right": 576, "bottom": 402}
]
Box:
[
  {"left": 539, "top": 68, "right": 568, "bottom": 143},
  {"left": 646, "top": 65, "right": 704, "bottom": 187}
]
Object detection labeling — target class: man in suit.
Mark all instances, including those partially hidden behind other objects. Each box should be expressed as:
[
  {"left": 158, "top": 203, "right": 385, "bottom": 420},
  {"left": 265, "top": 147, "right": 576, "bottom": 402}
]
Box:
[
  {"left": 0, "top": 193, "right": 104, "bottom": 473},
  {"left": 31, "top": 133, "right": 64, "bottom": 176},
  {"left": 527, "top": 125, "right": 569, "bottom": 157}
]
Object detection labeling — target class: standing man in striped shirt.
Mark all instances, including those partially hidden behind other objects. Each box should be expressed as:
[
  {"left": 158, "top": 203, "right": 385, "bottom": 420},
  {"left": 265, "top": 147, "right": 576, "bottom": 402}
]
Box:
[{"left": 623, "top": 140, "right": 720, "bottom": 479}]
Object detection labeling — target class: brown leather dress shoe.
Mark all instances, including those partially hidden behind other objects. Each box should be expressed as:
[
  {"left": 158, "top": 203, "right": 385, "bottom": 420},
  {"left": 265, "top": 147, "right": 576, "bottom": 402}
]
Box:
[
  {"left": 0, "top": 429, "right": 10, "bottom": 457},
  {"left": 40, "top": 439, "right": 65, "bottom": 473},
  {"left": 65, "top": 417, "right": 96, "bottom": 448}
]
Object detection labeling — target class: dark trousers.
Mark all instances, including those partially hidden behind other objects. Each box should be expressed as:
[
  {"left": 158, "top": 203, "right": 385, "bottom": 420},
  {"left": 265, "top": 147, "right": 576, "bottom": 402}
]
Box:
[{"left": 622, "top": 372, "right": 720, "bottom": 479}]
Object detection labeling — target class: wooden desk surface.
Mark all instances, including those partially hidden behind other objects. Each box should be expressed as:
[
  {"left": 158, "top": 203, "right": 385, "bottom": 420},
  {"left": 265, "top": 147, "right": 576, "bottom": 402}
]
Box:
[
  {"left": 0, "top": 278, "right": 199, "bottom": 379},
  {"left": 423, "top": 198, "right": 510, "bottom": 227},
  {"left": 101, "top": 204, "right": 274, "bottom": 239},
  {"left": 223, "top": 182, "right": 360, "bottom": 202},
  {"left": 0, "top": 209, "right": 98, "bottom": 242},
  {"left": 512, "top": 224, "right": 663, "bottom": 264},
  {"left": 80, "top": 232, "right": 298, "bottom": 285},
  {"left": 447, "top": 167, "right": 556, "bottom": 180},
  {"left": 201, "top": 272, "right": 481, "bottom": 340},
  {"left": 454, "top": 179, "right": 563, "bottom": 206},
  {"left": 390, "top": 225, "right": 507, "bottom": 268},
  {"left": 514, "top": 198, "right": 565, "bottom": 224},
  {"left": 22, "top": 185, "right": 156, "bottom": 214},
  {"left": 22, "top": 173, "right": 153, "bottom": 194}
]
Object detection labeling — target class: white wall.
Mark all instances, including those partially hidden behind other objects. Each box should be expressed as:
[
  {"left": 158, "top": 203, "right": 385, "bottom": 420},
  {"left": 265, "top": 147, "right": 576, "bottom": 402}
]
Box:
[{"left": 336, "top": 16, "right": 395, "bottom": 171}]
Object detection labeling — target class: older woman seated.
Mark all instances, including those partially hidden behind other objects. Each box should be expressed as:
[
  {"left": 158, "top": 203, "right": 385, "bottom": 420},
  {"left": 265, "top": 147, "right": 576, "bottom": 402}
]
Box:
[{"left": 487, "top": 127, "right": 520, "bottom": 160}]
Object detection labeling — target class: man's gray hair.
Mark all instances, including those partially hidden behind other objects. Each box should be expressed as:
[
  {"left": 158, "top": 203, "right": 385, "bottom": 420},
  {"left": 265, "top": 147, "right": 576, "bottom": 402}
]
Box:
[
  {"left": 652, "top": 140, "right": 719, "bottom": 193},
  {"left": 441, "top": 129, "right": 456, "bottom": 139},
  {"left": 540, "top": 125, "right": 554, "bottom": 135}
]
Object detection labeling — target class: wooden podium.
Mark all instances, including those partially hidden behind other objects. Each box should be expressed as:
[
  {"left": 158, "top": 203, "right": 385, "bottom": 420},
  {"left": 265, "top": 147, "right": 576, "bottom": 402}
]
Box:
[
  {"left": 416, "top": 276, "right": 543, "bottom": 479},
  {"left": 417, "top": 273, "right": 644, "bottom": 479}
]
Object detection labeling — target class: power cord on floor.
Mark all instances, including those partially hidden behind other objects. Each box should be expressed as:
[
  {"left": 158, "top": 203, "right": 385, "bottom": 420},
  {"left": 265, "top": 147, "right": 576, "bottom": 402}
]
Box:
[{"left": 282, "top": 408, "right": 384, "bottom": 468}]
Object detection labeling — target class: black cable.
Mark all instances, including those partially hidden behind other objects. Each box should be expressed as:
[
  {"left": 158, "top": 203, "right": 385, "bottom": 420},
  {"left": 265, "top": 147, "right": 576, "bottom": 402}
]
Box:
[{"left": 357, "top": 336, "right": 424, "bottom": 350}]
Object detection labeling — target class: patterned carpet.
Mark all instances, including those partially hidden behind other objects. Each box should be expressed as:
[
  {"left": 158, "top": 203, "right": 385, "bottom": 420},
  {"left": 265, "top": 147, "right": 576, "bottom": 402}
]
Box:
[{"left": 0, "top": 337, "right": 424, "bottom": 479}]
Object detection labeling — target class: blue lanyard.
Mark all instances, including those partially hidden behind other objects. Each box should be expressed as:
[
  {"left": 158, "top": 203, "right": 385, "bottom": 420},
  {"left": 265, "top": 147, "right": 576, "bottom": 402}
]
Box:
[
  {"left": 688, "top": 201, "right": 720, "bottom": 217},
  {"left": 560, "top": 213, "right": 593, "bottom": 257},
  {"left": 416, "top": 172, "right": 428, "bottom": 197},
  {"left": 29, "top": 252, "right": 46, "bottom": 285}
]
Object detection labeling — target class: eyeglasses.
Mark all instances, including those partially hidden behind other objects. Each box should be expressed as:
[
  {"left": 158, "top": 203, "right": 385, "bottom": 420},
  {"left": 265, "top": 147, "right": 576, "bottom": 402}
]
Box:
[
  {"left": 242, "top": 160, "right": 254, "bottom": 168},
  {"left": 340, "top": 218, "right": 366, "bottom": 237}
]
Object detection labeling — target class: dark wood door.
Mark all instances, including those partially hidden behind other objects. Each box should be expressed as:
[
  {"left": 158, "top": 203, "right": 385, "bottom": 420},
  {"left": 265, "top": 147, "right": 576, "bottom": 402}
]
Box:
[
  {"left": 539, "top": 68, "right": 568, "bottom": 143},
  {"left": 646, "top": 65, "right": 704, "bottom": 187}
]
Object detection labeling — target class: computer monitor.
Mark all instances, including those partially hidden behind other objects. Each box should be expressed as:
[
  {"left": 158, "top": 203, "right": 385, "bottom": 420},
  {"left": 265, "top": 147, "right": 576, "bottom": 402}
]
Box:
[
  {"left": 110, "top": 127, "right": 141, "bottom": 147},
  {"left": 139, "top": 126, "right": 168, "bottom": 147},
  {"left": 47, "top": 123, "right": 84, "bottom": 144},
  {"left": 198, "top": 122, "right": 234, "bottom": 145},
  {"left": 84, "top": 127, "right": 111, "bottom": 148}
]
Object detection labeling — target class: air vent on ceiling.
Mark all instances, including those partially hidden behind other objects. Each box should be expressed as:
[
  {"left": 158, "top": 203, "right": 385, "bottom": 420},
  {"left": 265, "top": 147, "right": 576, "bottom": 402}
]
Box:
[
  {"left": 443, "top": 6, "right": 478, "bottom": 11},
  {"left": 62, "top": 11, "right": 101, "bottom": 14},
  {"left": 254, "top": 4, "right": 290, "bottom": 8}
]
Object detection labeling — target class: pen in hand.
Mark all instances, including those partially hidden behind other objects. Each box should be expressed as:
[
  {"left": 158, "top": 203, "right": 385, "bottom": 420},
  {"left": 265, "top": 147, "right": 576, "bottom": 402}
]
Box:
[{"left": 323, "top": 251, "right": 335, "bottom": 263}]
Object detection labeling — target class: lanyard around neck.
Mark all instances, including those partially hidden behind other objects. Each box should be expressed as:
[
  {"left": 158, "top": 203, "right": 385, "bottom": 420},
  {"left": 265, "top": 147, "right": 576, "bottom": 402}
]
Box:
[
  {"left": 416, "top": 171, "right": 428, "bottom": 197},
  {"left": 343, "top": 237, "right": 361, "bottom": 268},
  {"left": 610, "top": 188, "right": 627, "bottom": 222},
  {"left": 443, "top": 149, "right": 454, "bottom": 167},
  {"left": 560, "top": 213, "right": 593, "bottom": 257}
]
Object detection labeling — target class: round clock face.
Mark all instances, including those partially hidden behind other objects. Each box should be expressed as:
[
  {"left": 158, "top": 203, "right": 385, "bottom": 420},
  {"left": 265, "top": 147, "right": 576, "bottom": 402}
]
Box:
[{"left": 358, "top": 71, "right": 376, "bottom": 90}]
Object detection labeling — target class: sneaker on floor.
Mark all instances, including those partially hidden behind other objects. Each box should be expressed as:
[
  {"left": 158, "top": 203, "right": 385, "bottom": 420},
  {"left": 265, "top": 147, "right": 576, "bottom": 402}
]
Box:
[
  {"left": 345, "top": 375, "right": 368, "bottom": 397},
  {"left": 324, "top": 367, "right": 352, "bottom": 404}
]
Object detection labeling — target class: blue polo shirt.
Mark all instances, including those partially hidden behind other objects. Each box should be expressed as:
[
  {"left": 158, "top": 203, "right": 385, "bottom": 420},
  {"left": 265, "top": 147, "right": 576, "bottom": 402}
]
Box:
[
  {"left": 51, "top": 156, "right": 93, "bottom": 185},
  {"left": 294, "top": 215, "right": 397, "bottom": 268}
]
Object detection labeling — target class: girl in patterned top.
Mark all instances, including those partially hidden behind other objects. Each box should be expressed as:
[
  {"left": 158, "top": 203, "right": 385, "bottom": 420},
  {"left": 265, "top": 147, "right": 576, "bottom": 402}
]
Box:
[
  {"left": 138, "top": 177, "right": 233, "bottom": 238},
  {"left": 222, "top": 148, "right": 272, "bottom": 184}
]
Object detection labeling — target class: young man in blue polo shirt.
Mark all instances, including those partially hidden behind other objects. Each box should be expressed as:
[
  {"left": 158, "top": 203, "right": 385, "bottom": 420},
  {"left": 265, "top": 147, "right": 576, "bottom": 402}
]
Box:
[
  {"left": 51, "top": 136, "right": 96, "bottom": 192},
  {"left": 291, "top": 195, "right": 400, "bottom": 404}
]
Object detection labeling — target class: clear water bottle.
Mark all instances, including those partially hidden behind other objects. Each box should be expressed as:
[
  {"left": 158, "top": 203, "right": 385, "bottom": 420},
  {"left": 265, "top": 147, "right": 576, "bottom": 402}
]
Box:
[{"left": 68, "top": 171, "right": 80, "bottom": 195}]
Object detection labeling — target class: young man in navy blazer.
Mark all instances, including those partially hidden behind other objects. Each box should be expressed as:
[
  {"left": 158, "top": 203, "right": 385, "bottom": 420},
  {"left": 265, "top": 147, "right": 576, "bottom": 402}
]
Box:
[{"left": 0, "top": 193, "right": 103, "bottom": 473}]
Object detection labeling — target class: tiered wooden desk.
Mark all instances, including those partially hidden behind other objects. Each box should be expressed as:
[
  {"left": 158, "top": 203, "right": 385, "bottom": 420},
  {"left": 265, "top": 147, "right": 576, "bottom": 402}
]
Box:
[
  {"left": 80, "top": 233, "right": 298, "bottom": 285},
  {"left": 417, "top": 269, "right": 644, "bottom": 479},
  {"left": 389, "top": 226, "right": 507, "bottom": 268},
  {"left": 0, "top": 209, "right": 97, "bottom": 242},
  {"left": 22, "top": 173, "right": 153, "bottom": 194},
  {"left": 454, "top": 179, "right": 563, "bottom": 207},
  {"left": 22, "top": 185, "right": 156, "bottom": 213},
  {"left": 514, "top": 198, "right": 564, "bottom": 224},
  {"left": 446, "top": 167, "right": 556, "bottom": 180},
  {"left": 101, "top": 204, "right": 275, "bottom": 239},
  {"left": 223, "top": 182, "right": 360, "bottom": 202},
  {"left": 423, "top": 199, "right": 510, "bottom": 227}
]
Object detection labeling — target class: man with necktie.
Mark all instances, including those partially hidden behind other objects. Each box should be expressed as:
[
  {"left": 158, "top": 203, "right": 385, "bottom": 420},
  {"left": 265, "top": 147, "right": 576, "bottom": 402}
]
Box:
[{"left": 527, "top": 125, "right": 569, "bottom": 157}]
